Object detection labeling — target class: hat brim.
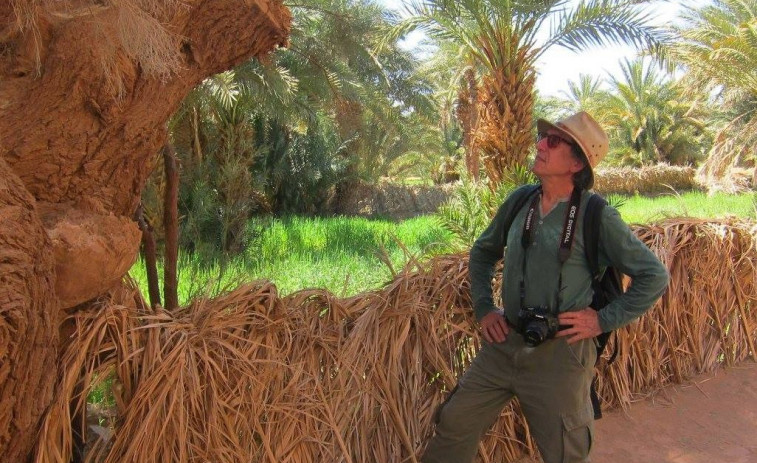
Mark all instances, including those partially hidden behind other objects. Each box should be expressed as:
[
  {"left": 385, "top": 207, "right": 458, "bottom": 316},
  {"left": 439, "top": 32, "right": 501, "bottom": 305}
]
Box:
[{"left": 537, "top": 118, "right": 595, "bottom": 185}]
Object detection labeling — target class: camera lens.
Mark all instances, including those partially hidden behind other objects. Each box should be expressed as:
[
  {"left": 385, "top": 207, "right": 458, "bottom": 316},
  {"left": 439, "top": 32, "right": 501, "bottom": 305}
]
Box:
[{"left": 524, "top": 320, "right": 548, "bottom": 347}]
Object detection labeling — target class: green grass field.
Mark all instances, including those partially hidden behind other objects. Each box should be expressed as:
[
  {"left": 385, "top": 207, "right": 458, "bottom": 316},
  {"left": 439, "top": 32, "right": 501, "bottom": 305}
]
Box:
[
  {"left": 129, "top": 215, "right": 454, "bottom": 303},
  {"left": 611, "top": 191, "right": 756, "bottom": 224},
  {"left": 129, "top": 191, "right": 756, "bottom": 301}
]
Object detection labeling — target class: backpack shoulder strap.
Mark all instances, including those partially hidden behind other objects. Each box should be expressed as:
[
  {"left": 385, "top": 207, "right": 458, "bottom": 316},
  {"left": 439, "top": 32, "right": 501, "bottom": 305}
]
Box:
[
  {"left": 501, "top": 184, "right": 541, "bottom": 240},
  {"left": 583, "top": 193, "right": 607, "bottom": 280},
  {"left": 583, "top": 192, "right": 612, "bottom": 420},
  {"left": 583, "top": 192, "right": 622, "bottom": 369}
]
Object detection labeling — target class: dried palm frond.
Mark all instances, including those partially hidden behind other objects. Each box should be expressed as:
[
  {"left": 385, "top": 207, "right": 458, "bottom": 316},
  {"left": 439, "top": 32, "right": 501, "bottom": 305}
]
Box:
[
  {"left": 594, "top": 164, "right": 699, "bottom": 196},
  {"left": 35, "top": 218, "right": 757, "bottom": 463},
  {"left": 6, "top": 0, "right": 184, "bottom": 90}
]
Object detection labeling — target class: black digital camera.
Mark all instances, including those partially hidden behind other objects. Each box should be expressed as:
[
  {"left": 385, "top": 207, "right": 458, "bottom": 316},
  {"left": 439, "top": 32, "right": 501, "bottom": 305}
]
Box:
[{"left": 517, "top": 306, "right": 560, "bottom": 347}]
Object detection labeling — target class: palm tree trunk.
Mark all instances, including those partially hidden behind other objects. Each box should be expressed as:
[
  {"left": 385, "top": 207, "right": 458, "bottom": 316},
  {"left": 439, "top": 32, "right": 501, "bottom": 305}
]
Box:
[
  {"left": 0, "top": 159, "right": 59, "bottom": 463},
  {"left": 457, "top": 67, "right": 480, "bottom": 180},
  {"left": 476, "top": 48, "right": 536, "bottom": 186},
  {"left": 135, "top": 203, "right": 162, "bottom": 309},
  {"left": 192, "top": 106, "right": 205, "bottom": 165},
  {"left": 163, "top": 144, "right": 179, "bottom": 312}
]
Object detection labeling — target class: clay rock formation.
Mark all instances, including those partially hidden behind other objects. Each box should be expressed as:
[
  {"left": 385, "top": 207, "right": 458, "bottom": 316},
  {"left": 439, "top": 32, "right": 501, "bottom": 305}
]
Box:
[{"left": 40, "top": 203, "right": 142, "bottom": 308}]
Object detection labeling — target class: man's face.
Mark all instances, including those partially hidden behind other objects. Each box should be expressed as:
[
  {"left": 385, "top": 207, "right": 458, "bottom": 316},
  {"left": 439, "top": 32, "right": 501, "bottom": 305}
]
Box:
[{"left": 532, "top": 130, "right": 585, "bottom": 180}]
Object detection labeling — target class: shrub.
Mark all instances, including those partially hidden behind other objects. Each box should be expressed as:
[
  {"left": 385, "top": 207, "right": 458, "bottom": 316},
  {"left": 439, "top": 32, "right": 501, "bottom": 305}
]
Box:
[{"left": 436, "top": 182, "right": 521, "bottom": 249}]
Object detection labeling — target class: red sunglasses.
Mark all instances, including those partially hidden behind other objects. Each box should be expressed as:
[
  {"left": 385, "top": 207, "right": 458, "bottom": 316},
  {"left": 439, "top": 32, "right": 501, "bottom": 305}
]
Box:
[{"left": 537, "top": 132, "right": 574, "bottom": 149}]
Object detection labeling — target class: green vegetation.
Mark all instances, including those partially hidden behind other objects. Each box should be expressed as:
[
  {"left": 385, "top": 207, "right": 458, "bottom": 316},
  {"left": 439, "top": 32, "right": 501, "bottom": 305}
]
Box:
[
  {"left": 403, "top": 0, "right": 665, "bottom": 182},
  {"left": 88, "top": 374, "right": 116, "bottom": 410},
  {"left": 130, "top": 0, "right": 757, "bottom": 305},
  {"left": 614, "top": 191, "right": 757, "bottom": 224},
  {"left": 666, "top": 0, "right": 757, "bottom": 183},
  {"left": 436, "top": 172, "right": 535, "bottom": 248},
  {"left": 142, "top": 0, "right": 440, "bottom": 257},
  {"left": 437, "top": 184, "right": 756, "bottom": 248},
  {"left": 130, "top": 191, "right": 755, "bottom": 302},
  {"left": 130, "top": 215, "right": 453, "bottom": 303},
  {"left": 137, "top": 0, "right": 756, "bottom": 281}
]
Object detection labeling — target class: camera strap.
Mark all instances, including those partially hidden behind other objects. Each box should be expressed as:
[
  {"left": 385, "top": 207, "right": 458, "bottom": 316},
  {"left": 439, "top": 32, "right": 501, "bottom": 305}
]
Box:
[{"left": 518, "top": 187, "right": 583, "bottom": 311}]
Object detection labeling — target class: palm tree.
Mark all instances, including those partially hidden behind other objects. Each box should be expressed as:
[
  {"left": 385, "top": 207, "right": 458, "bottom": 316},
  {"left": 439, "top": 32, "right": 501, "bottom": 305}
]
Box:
[
  {"left": 667, "top": 0, "right": 757, "bottom": 188},
  {"left": 158, "top": 0, "right": 439, "bottom": 254},
  {"left": 415, "top": 40, "right": 476, "bottom": 180},
  {"left": 602, "top": 58, "right": 706, "bottom": 166},
  {"left": 560, "top": 74, "right": 609, "bottom": 116},
  {"left": 401, "top": 0, "right": 667, "bottom": 185},
  {"left": 534, "top": 73, "right": 610, "bottom": 132}
]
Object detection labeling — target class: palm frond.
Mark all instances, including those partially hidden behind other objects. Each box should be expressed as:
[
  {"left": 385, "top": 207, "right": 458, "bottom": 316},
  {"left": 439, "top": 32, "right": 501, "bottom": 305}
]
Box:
[
  {"left": 544, "top": 0, "right": 669, "bottom": 56},
  {"left": 203, "top": 71, "right": 239, "bottom": 111},
  {"left": 666, "top": 0, "right": 757, "bottom": 187}
]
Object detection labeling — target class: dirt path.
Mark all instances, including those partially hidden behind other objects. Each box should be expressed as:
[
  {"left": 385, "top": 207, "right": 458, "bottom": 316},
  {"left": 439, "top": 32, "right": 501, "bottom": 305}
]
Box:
[
  {"left": 591, "top": 362, "right": 757, "bottom": 462},
  {"left": 518, "top": 362, "right": 757, "bottom": 463}
]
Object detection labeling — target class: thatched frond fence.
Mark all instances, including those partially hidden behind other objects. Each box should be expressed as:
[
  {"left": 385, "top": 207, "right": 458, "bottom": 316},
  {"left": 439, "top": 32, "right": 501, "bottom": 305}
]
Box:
[{"left": 35, "top": 218, "right": 757, "bottom": 463}]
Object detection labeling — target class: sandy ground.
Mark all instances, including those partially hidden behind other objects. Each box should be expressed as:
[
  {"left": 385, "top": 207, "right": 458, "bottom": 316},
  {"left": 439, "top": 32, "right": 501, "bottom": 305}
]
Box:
[{"left": 518, "top": 362, "right": 757, "bottom": 463}]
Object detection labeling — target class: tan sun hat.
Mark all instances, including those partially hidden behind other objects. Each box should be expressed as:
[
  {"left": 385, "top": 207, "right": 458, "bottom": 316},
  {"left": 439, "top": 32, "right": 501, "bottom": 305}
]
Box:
[{"left": 536, "top": 111, "right": 608, "bottom": 187}]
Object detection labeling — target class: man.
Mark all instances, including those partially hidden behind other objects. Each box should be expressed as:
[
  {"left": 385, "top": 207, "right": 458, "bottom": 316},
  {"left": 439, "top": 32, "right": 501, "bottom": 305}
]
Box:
[{"left": 422, "top": 111, "right": 669, "bottom": 463}]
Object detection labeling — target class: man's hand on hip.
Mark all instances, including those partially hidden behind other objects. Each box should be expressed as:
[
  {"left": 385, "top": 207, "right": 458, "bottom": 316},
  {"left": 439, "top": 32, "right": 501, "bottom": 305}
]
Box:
[
  {"left": 556, "top": 308, "right": 602, "bottom": 344},
  {"left": 480, "top": 309, "right": 509, "bottom": 343}
]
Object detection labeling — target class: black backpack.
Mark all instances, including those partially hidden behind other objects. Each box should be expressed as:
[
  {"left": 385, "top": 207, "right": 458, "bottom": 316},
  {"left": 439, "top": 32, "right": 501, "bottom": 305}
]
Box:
[{"left": 501, "top": 185, "right": 623, "bottom": 419}]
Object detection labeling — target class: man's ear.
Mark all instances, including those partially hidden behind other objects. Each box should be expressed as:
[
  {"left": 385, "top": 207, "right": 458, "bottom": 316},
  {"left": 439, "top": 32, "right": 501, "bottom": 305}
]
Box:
[{"left": 571, "top": 158, "right": 586, "bottom": 173}]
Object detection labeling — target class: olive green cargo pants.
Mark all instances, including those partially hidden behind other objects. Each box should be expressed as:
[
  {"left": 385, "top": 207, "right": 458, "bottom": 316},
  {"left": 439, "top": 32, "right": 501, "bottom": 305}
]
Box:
[{"left": 422, "top": 334, "right": 596, "bottom": 463}]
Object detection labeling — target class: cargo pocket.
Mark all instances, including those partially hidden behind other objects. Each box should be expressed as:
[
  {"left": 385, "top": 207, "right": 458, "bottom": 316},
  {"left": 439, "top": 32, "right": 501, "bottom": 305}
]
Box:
[{"left": 561, "top": 406, "right": 593, "bottom": 463}]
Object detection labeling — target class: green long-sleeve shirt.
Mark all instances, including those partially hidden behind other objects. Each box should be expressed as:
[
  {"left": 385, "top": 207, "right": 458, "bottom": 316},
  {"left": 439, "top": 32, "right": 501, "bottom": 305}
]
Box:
[{"left": 469, "top": 185, "right": 669, "bottom": 333}]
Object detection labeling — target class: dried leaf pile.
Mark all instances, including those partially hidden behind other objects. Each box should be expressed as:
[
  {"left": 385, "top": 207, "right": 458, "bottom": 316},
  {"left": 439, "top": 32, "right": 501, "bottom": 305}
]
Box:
[
  {"left": 35, "top": 218, "right": 757, "bottom": 463},
  {"left": 594, "top": 165, "right": 698, "bottom": 195}
]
